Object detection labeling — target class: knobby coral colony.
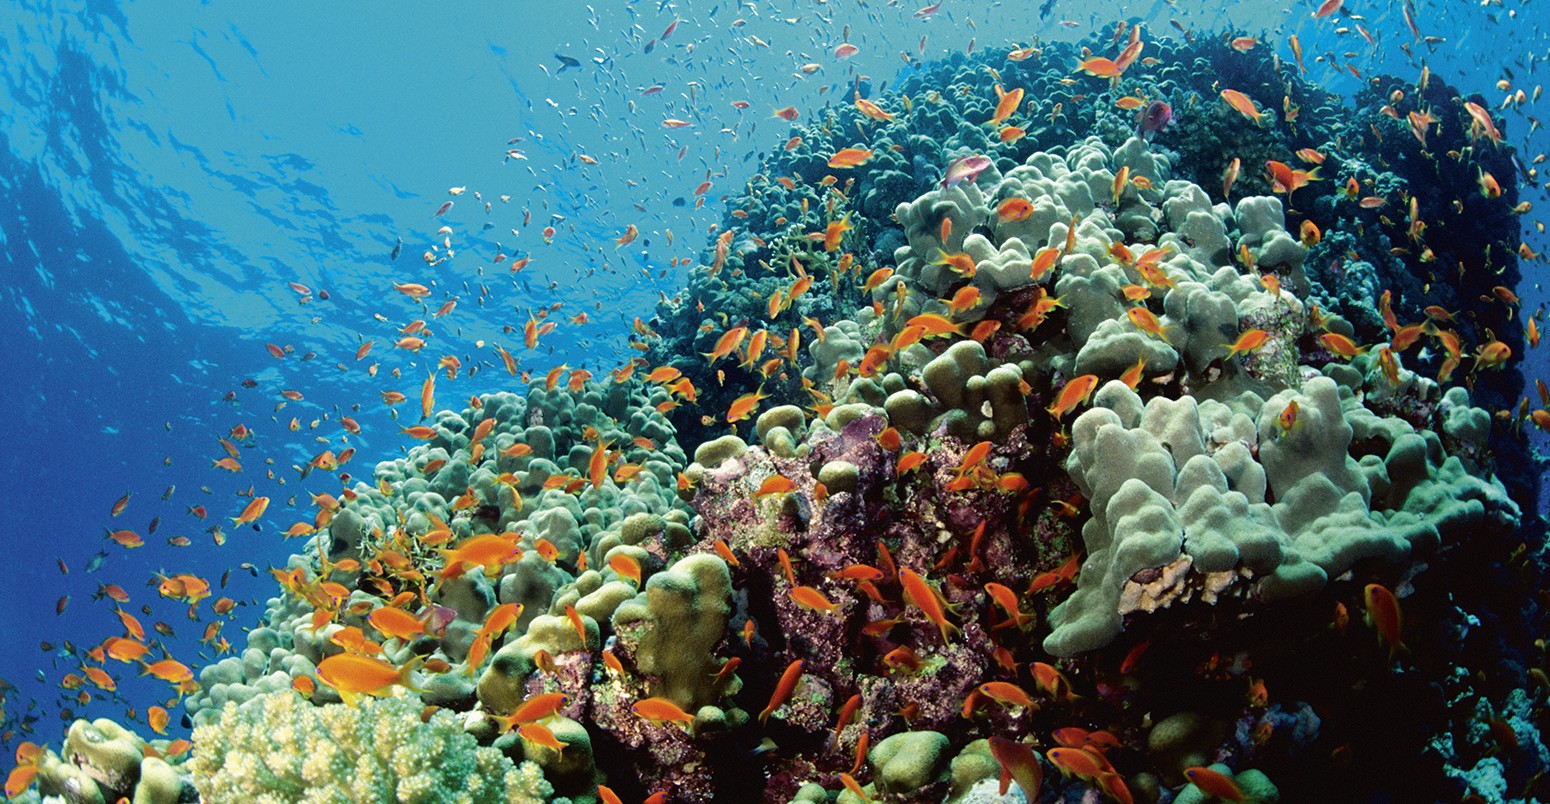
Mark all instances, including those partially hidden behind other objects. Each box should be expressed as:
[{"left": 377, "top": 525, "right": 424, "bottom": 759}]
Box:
[{"left": 11, "top": 28, "right": 1549, "bottom": 804}]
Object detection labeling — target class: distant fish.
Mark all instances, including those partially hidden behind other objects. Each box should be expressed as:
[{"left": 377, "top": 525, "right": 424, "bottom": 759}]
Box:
[
  {"left": 390, "top": 237, "right": 402, "bottom": 261},
  {"left": 85, "top": 550, "right": 108, "bottom": 573},
  {"left": 554, "top": 53, "right": 581, "bottom": 73}
]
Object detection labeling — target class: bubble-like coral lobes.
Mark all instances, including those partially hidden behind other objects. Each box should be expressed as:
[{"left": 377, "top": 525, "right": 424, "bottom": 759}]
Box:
[{"left": 22, "top": 28, "right": 1547, "bottom": 804}]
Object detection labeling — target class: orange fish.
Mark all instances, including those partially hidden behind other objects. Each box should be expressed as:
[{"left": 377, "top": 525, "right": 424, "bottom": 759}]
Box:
[
  {"left": 1030, "top": 661, "right": 1078, "bottom": 702},
  {"left": 1118, "top": 356, "right": 1147, "bottom": 390},
  {"left": 1276, "top": 400, "right": 1301, "bottom": 433},
  {"left": 712, "top": 539, "right": 740, "bottom": 567},
  {"left": 564, "top": 604, "right": 590, "bottom": 647},
  {"left": 480, "top": 603, "right": 523, "bottom": 639},
  {"left": 1030, "top": 247, "right": 1061, "bottom": 282},
  {"left": 838, "top": 772, "right": 871, "bottom": 802},
  {"left": 726, "top": 387, "right": 771, "bottom": 422},
  {"left": 608, "top": 554, "right": 643, "bottom": 585},
  {"left": 83, "top": 666, "right": 116, "bottom": 691},
  {"left": 500, "top": 691, "right": 570, "bottom": 727},
  {"left": 987, "top": 736, "right": 1043, "bottom": 800},
  {"left": 589, "top": 439, "right": 614, "bottom": 489},
  {"left": 367, "top": 606, "right": 426, "bottom": 641},
  {"left": 759, "top": 659, "right": 805, "bottom": 725},
  {"left": 140, "top": 658, "right": 193, "bottom": 684},
  {"left": 1318, "top": 332, "right": 1366, "bottom": 358},
  {"left": 1046, "top": 746, "right": 1109, "bottom": 780},
  {"left": 789, "top": 586, "right": 841, "bottom": 614},
  {"left": 1126, "top": 307, "right": 1171, "bottom": 343},
  {"left": 827, "top": 148, "right": 873, "bottom": 168},
  {"left": 146, "top": 705, "right": 170, "bottom": 735},
  {"left": 107, "top": 529, "right": 144, "bottom": 548},
  {"left": 900, "top": 568, "right": 959, "bottom": 642},
  {"left": 703, "top": 327, "right": 749, "bottom": 365},
  {"left": 861, "top": 267, "right": 894, "bottom": 291},
  {"left": 419, "top": 373, "right": 435, "bottom": 420},
  {"left": 1364, "top": 583, "right": 1406, "bottom": 661},
  {"left": 1219, "top": 89, "right": 1264, "bottom": 125},
  {"left": 1463, "top": 101, "right": 1504, "bottom": 145},
  {"left": 1183, "top": 767, "right": 1247, "bottom": 802},
  {"left": 946, "top": 286, "right": 982, "bottom": 316},
  {"left": 754, "top": 475, "right": 797, "bottom": 498},
  {"left": 1075, "top": 57, "right": 1121, "bottom": 77},
  {"left": 904, "top": 313, "right": 965, "bottom": 340},
  {"left": 442, "top": 533, "right": 522, "bottom": 576},
  {"left": 4, "top": 766, "right": 38, "bottom": 800},
  {"left": 230, "top": 496, "right": 269, "bottom": 527},
  {"left": 985, "top": 582, "right": 1034, "bottom": 630},
  {"left": 997, "top": 197, "right": 1034, "bottom": 222},
  {"left": 1046, "top": 374, "right": 1099, "bottom": 420},
  {"left": 1225, "top": 329, "right": 1269, "bottom": 358},
  {"left": 1300, "top": 219, "right": 1322, "bottom": 247},
  {"left": 517, "top": 721, "right": 568, "bottom": 754},
  {"left": 1265, "top": 160, "right": 1319, "bottom": 194},
  {"left": 823, "top": 215, "right": 852, "bottom": 252},
  {"left": 855, "top": 94, "right": 893, "bottom": 122},
  {"left": 932, "top": 249, "right": 977, "bottom": 277},
  {"left": 979, "top": 681, "right": 1038, "bottom": 709},
  {"left": 987, "top": 85, "right": 1025, "bottom": 126}
]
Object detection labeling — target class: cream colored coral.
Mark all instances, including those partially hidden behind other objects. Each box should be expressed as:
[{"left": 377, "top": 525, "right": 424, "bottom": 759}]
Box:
[{"left": 189, "top": 690, "right": 552, "bottom": 803}]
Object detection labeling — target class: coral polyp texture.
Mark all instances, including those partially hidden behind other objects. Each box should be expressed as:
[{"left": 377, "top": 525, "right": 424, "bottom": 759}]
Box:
[{"left": 15, "top": 29, "right": 1545, "bottom": 804}]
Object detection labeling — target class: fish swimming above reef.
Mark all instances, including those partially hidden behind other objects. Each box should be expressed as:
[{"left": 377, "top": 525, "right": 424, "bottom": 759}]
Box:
[
  {"left": 1136, "top": 100, "right": 1173, "bottom": 140},
  {"left": 940, "top": 154, "right": 992, "bottom": 188},
  {"left": 553, "top": 53, "right": 581, "bottom": 73}
]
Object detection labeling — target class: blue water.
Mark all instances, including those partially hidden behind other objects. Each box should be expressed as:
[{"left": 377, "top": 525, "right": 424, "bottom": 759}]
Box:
[{"left": 3, "top": 0, "right": 1549, "bottom": 788}]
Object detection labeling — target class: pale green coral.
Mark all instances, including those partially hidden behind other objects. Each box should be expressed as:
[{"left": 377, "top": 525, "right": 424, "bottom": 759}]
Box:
[
  {"left": 188, "top": 691, "right": 550, "bottom": 804},
  {"left": 1045, "top": 374, "right": 1518, "bottom": 656},
  {"left": 611, "top": 553, "right": 734, "bottom": 711}
]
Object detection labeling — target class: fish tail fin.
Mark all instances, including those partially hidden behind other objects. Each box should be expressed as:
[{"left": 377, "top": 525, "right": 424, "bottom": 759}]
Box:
[{"left": 399, "top": 654, "right": 428, "bottom": 693}]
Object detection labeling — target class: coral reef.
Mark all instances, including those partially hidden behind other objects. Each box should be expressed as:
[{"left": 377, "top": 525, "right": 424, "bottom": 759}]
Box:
[{"left": 17, "top": 29, "right": 1545, "bottom": 804}]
